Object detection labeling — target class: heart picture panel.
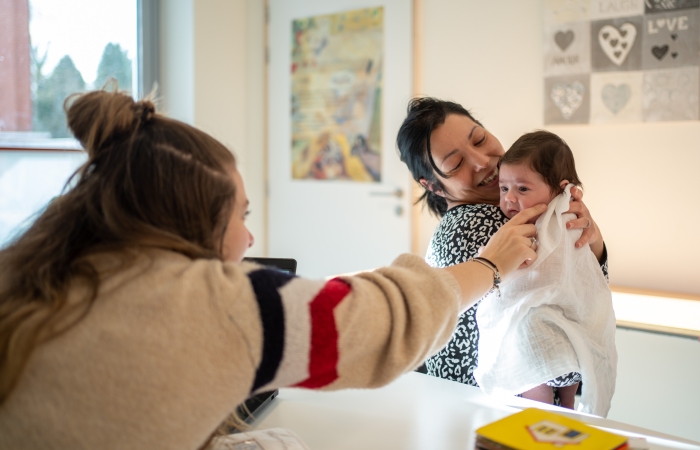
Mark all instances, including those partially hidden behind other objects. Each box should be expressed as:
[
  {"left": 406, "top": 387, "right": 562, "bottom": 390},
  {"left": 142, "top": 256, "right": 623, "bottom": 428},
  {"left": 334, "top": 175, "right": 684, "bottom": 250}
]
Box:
[
  {"left": 592, "top": 16, "right": 644, "bottom": 72},
  {"left": 590, "top": 71, "right": 643, "bottom": 123},
  {"left": 645, "top": 0, "right": 700, "bottom": 14},
  {"left": 642, "top": 67, "right": 699, "bottom": 121},
  {"left": 544, "top": 75, "right": 591, "bottom": 124},
  {"left": 544, "top": 1, "right": 700, "bottom": 124},
  {"left": 642, "top": 10, "right": 699, "bottom": 70},
  {"left": 544, "top": 21, "right": 591, "bottom": 76},
  {"left": 590, "top": 0, "right": 644, "bottom": 20}
]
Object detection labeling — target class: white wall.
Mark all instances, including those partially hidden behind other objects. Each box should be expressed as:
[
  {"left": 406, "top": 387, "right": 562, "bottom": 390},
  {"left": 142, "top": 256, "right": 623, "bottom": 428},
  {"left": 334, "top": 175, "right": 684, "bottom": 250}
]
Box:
[
  {"left": 417, "top": 0, "right": 700, "bottom": 296},
  {"left": 160, "top": 0, "right": 266, "bottom": 256},
  {"left": 611, "top": 328, "right": 700, "bottom": 442},
  {"left": 192, "top": 0, "right": 266, "bottom": 256}
]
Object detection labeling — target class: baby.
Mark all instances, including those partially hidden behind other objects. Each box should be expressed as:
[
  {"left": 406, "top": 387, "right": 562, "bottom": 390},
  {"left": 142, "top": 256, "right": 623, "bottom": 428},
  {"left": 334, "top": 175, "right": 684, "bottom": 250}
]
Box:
[{"left": 474, "top": 130, "right": 617, "bottom": 416}]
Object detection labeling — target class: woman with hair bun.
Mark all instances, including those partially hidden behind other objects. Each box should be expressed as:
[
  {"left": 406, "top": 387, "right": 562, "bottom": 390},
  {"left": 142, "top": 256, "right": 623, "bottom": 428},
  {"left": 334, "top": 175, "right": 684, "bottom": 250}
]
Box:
[{"left": 0, "top": 89, "right": 542, "bottom": 449}]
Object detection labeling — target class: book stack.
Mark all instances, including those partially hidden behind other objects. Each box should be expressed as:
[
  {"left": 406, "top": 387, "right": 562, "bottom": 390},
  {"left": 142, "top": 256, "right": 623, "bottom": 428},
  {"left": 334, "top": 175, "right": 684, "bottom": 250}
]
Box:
[{"left": 475, "top": 408, "right": 629, "bottom": 450}]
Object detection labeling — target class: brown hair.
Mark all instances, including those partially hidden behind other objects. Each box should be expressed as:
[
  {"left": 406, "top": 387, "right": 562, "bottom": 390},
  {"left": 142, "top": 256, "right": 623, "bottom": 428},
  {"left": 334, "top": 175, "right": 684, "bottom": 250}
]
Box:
[
  {"left": 500, "top": 130, "right": 582, "bottom": 195},
  {"left": 0, "top": 88, "right": 237, "bottom": 407}
]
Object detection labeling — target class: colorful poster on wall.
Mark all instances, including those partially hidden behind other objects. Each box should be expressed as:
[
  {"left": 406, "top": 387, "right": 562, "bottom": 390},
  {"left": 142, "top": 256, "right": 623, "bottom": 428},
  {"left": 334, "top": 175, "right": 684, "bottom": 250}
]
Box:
[
  {"left": 290, "top": 7, "right": 383, "bottom": 182},
  {"left": 544, "top": 0, "right": 700, "bottom": 124}
]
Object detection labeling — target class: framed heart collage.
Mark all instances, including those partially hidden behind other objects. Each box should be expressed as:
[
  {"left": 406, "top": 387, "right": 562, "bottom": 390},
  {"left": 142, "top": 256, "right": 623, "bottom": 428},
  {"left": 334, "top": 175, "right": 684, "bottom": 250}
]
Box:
[{"left": 544, "top": 0, "right": 700, "bottom": 124}]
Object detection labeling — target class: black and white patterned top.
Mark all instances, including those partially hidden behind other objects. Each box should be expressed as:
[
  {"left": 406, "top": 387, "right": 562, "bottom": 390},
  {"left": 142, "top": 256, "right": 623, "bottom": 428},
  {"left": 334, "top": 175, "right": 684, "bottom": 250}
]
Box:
[{"left": 424, "top": 203, "right": 609, "bottom": 386}]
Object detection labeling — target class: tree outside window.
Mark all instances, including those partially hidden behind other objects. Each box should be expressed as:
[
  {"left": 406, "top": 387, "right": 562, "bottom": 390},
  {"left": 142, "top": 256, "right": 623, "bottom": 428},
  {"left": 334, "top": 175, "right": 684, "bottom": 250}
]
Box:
[{"left": 0, "top": 0, "right": 137, "bottom": 143}]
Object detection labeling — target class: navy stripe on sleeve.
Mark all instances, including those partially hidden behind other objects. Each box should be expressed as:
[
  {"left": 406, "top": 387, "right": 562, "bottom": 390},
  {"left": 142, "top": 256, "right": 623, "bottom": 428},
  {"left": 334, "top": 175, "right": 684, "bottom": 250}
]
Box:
[{"left": 247, "top": 269, "right": 295, "bottom": 392}]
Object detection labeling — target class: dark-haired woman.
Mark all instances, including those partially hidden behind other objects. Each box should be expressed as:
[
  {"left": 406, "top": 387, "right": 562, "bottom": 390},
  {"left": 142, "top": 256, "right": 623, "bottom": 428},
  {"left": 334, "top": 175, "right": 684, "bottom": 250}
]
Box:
[
  {"left": 0, "top": 89, "right": 543, "bottom": 450},
  {"left": 396, "top": 98, "right": 607, "bottom": 394}
]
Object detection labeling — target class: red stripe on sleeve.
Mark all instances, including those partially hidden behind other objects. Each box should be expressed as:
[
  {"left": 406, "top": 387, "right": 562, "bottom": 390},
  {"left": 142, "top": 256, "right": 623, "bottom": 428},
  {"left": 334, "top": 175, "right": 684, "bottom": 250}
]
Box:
[{"left": 293, "top": 278, "right": 351, "bottom": 389}]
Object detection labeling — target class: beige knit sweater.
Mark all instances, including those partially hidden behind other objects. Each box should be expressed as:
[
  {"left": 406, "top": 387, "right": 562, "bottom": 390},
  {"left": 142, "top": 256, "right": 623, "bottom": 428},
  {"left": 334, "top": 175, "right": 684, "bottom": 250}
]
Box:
[{"left": 0, "top": 250, "right": 461, "bottom": 449}]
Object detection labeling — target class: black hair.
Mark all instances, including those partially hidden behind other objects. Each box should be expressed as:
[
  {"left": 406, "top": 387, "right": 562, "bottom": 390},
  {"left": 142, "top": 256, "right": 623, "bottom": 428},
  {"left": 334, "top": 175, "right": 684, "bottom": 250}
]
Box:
[
  {"left": 396, "top": 97, "right": 483, "bottom": 217},
  {"left": 501, "top": 130, "right": 582, "bottom": 195}
]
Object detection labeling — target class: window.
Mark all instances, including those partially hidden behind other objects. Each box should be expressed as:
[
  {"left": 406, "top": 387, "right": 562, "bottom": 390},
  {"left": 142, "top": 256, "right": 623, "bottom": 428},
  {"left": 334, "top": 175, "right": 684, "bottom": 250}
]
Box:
[
  {"left": 0, "top": 150, "right": 87, "bottom": 243},
  {"left": 0, "top": 0, "right": 158, "bottom": 247},
  {"left": 2, "top": 0, "right": 140, "bottom": 145}
]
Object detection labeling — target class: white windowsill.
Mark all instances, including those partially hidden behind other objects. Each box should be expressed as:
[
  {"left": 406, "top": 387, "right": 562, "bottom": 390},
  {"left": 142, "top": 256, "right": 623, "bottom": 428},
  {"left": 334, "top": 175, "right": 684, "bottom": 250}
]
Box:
[{"left": 611, "top": 287, "right": 700, "bottom": 339}]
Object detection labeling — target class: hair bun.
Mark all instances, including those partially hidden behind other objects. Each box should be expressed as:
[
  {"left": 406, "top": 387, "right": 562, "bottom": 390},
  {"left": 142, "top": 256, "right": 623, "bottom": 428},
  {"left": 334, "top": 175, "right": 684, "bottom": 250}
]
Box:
[
  {"left": 65, "top": 90, "right": 156, "bottom": 157},
  {"left": 134, "top": 100, "right": 155, "bottom": 124}
]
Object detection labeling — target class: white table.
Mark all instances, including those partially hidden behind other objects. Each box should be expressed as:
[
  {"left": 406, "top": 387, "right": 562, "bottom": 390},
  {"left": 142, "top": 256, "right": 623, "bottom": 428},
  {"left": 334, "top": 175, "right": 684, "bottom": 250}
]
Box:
[{"left": 252, "top": 372, "right": 700, "bottom": 450}]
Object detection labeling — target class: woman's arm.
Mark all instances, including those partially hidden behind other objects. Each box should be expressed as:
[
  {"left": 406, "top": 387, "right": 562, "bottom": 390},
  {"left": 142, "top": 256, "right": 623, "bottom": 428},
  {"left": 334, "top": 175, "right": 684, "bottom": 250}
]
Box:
[
  {"left": 565, "top": 186, "right": 605, "bottom": 262},
  {"left": 245, "top": 205, "right": 545, "bottom": 393}
]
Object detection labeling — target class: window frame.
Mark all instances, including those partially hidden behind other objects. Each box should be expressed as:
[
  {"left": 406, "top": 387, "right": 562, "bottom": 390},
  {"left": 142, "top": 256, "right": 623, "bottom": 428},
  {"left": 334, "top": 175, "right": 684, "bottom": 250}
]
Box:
[{"left": 138, "top": 0, "right": 159, "bottom": 99}]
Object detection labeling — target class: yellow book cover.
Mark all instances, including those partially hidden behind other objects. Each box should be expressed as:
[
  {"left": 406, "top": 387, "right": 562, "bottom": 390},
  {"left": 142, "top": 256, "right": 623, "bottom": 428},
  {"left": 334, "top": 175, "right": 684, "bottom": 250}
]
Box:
[{"left": 475, "top": 408, "right": 628, "bottom": 450}]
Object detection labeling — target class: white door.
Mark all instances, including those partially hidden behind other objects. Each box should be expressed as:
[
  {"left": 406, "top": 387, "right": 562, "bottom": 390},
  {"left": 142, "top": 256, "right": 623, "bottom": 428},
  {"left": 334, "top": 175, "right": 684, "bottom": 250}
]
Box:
[{"left": 267, "top": 0, "right": 413, "bottom": 278}]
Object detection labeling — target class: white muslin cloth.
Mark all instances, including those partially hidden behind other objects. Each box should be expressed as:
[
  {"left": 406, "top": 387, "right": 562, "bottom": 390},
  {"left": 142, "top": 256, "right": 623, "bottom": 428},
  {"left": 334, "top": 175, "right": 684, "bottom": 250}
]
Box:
[{"left": 474, "top": 185, "right": 617, "bottom": 417}]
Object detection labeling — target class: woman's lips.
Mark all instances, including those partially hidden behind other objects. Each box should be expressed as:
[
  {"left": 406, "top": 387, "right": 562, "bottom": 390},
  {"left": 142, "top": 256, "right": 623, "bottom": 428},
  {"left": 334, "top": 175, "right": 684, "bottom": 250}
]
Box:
[{"left": 478, "top": 166, "right": 499, "bottom": 187}]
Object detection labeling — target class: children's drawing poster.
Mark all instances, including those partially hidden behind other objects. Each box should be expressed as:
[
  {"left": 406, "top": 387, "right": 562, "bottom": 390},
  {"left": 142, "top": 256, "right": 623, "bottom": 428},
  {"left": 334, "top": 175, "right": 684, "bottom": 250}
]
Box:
[
  {"left": 544, "top": 0, "right": 700, "bottom": 124},
  {"left": 291, "top": 7, "right": 383, "bottom": 182}
]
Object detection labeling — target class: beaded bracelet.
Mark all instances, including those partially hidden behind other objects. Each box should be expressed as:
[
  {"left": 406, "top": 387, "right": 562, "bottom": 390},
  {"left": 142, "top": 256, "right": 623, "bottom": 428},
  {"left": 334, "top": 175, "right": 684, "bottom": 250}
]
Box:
[{"left": 469, "top": 256, "right": 501, "bottom": 297}]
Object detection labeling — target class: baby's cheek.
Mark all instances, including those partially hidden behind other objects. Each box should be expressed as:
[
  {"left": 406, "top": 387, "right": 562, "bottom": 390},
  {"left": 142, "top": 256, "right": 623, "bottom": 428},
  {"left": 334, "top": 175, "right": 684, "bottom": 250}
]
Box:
[
  {"left": 520, "top": 195, "right": 548, "bottom": 211},
  {"left": 499, "top": 199, "right": 512, "bottom": 218},
  {"left": 518, "top": 199, "right": 534, "bottom": 210}
]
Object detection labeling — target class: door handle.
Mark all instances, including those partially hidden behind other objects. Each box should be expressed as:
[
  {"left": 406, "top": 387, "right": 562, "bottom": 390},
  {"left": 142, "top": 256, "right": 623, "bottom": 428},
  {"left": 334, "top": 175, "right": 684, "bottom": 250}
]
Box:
[{"left": 369, "top": 188, "right": 404, "bottom": 199}]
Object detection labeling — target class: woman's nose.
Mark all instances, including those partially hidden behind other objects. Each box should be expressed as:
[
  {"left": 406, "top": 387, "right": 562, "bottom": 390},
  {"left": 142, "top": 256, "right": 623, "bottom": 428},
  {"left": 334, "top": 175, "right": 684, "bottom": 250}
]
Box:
[
  {"left": 467, "top": 147, "right": 490, "bottom": 171},
  {"left": 248, "top": 230, "right": 255, "bottom": 248}
]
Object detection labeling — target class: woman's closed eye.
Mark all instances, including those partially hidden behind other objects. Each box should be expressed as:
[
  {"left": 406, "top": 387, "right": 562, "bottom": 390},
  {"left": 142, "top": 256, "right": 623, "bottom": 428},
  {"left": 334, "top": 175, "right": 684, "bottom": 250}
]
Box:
[
  {"left": 447, "top": 159, "right": 463, "bottom": 174},
  {"left": 472, "top": 129, "right": 486, "bottom": 146}
]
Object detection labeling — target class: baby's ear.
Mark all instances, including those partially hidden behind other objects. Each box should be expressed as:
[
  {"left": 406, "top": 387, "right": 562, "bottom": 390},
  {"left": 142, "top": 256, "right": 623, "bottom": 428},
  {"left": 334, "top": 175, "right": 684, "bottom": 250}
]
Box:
[{"left": 559, "top": 179, "right": 570, "bottom": 189}]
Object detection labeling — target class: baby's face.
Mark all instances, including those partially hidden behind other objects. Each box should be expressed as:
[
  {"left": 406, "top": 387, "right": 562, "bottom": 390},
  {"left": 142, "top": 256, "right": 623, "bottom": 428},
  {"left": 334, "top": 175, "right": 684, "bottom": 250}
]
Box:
[{"left": 499, "top": 163, "right": 555, "bottom": 220}]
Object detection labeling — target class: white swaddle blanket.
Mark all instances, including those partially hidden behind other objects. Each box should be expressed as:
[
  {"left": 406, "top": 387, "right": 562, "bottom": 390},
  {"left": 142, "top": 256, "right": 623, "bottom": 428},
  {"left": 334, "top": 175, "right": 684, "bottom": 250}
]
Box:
[{"left": 474, "top": 185, "right": 617, "bottom": 417}]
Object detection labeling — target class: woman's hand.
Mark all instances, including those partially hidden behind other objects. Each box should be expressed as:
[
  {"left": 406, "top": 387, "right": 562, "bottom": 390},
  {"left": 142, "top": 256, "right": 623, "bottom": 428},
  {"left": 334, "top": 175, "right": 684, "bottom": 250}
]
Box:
[
  {"left": 565, "top": 186, "right": 605, "bottom": 262},
  {"left": 443, "top": 204, "right": 546, "bottom": 312},
  {"left": 479, "top": 203, "right": 546, "bottom": 280}
]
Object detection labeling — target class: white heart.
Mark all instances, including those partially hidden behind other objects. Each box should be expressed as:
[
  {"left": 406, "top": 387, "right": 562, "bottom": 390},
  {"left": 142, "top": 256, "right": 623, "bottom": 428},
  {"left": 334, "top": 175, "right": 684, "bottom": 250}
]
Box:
[
  {"left": 551, "top": 81, "right": 585, "bottom": 120},
  {"left": 598, "top": 23, "right": 637, "bottom": 66}
]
